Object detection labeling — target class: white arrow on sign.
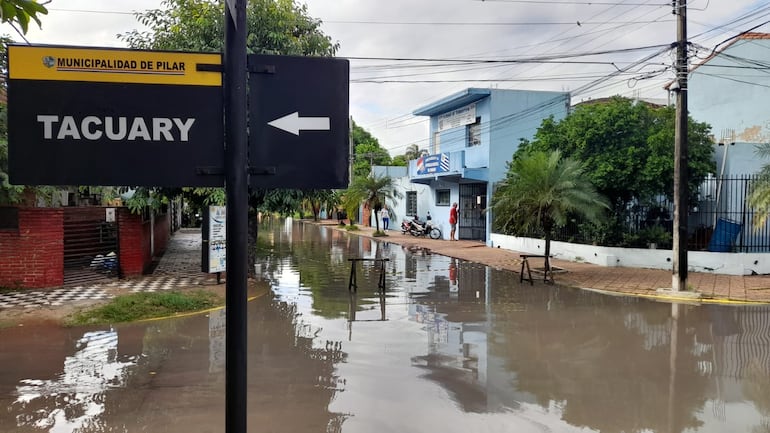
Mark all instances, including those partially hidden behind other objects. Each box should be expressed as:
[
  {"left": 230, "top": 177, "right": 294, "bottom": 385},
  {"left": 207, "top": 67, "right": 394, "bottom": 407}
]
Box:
[{"left": 267, "top": 112, "right": 330, "bottom": 136}]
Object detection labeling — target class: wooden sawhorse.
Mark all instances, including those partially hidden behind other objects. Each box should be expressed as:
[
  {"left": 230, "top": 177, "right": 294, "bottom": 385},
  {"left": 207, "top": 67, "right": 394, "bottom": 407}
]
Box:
[
  {"left": 519, "top": 254, "right": 554, "bottom": 285},
  {"left": 348, "top": 258, "right": 390, "bottom": 292}
]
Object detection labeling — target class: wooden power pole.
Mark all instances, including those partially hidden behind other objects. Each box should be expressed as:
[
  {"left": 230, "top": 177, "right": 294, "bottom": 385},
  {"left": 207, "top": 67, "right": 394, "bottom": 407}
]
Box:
[{"left": 672, "top": 0, "right": 688, "bottom": 291}]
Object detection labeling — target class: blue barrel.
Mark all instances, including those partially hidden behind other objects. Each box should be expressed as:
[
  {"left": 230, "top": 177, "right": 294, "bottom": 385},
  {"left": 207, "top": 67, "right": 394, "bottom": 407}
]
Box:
[{"left": 708, "top": 218, "right": 742, "bottom": 252}]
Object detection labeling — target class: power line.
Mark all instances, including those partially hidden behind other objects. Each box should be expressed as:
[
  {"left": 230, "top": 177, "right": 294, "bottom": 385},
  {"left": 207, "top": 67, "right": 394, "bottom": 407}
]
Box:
[
  {"left": 473, "top": 0, "right": 668, "bottom": 4},
  {"left": 325, "top": 19, "right": 673, "bottom": 26}
]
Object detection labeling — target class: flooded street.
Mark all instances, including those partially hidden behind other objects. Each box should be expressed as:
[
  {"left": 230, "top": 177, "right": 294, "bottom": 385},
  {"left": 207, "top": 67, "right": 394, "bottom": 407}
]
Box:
[{"left": 2, "top": 219, "right": 770, "bottom": 432}]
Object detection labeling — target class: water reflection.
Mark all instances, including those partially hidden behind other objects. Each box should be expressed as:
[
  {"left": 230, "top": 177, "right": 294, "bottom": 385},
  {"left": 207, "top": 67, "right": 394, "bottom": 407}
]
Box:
[
  {"left": 257, "top": 220, "right": 770, "bottom": 432},
  {"left": 12, "top": 330, "right": 136, "bottom": 432},
  {"left": 0, "top": 285, "right": 348, "bottom": 432},
  {"left": 3, "top": 220, "right": 770, "bottom": 432}
]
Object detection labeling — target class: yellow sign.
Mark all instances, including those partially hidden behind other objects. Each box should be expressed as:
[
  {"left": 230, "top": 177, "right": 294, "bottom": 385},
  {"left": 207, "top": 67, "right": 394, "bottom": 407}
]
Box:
[{"left": 9, "top": 45, "right": 222, "bottom": 86}]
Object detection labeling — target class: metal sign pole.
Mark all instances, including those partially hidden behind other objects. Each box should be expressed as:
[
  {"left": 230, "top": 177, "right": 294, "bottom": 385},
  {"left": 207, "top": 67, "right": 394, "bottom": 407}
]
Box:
[{"left": 224, "top": 0, "right": 248, "bottom": 432}]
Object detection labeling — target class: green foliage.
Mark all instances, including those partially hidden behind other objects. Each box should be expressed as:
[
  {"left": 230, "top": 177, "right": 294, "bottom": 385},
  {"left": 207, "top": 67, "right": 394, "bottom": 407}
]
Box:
[
  {"left": 489, "top": 150, "right": 610, "bottom": 258},
  {"left": 0, "top": 138, "right": 23, "bottom": 204},
  {"left": 121, "top": 0, "right": 338, "bottom": 56},
  {"left": 0, "top": 0, "right": 47, "bottom": 34},
  {"left": 637, "top": 225, "right": 672, "bottom": 248},
  {"left": 391, "top": 155, "right": 408, "bottom": 166},
  {"left": 343, "top": 173, "right": 402, "bottom": 232},
  {"left": 352, "top": 120, "right": 392, "bottom": 178},
  {"left": 748, "top": 143, "right": 770, "bottom": 229},
  {"left": 517, "top": 97, "right": 715, "bottom": 210},
  {"left": 67, "top": 290, "right": 221, "bottom": 325},
  {"left": 390, "top": 144, "right": 425, "bottom": 166}
]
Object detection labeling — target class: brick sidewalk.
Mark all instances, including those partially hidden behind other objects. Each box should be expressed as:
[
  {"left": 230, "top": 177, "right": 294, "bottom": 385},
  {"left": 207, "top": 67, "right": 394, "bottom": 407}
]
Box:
[{"left": 333, "top": 222, "right": 770, "bottom": 304}]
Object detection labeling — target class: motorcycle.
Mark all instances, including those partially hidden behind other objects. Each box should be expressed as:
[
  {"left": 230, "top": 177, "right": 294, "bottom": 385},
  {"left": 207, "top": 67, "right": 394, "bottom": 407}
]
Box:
[{"left": 401, "top": 217, "right": 442, "bottom": 240}]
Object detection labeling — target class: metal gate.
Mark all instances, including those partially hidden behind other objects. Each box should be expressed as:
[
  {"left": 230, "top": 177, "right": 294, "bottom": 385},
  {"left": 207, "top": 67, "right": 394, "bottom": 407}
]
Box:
[
  {"left": 63, "top": 207, "right": 119, "bottom": 286},
  {"left": 459, "top": 183, "right": 487, "bottom": 241}
]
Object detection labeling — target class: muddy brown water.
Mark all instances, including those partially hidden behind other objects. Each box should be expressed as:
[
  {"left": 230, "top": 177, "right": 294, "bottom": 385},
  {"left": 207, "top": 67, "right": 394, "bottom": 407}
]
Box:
[{"left": 1, "top": 219, "right": 770, "bottom": 432}]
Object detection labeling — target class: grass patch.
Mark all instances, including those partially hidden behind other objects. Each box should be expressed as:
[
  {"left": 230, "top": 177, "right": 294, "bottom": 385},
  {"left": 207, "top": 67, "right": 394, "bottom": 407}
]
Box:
[
  {"left": 345, "top": 224, "right": 359, "bottom": 231},
  {"left": 66, "top": 290, "right": 222, "bottom": 326},
  {"left": 372, "top": 230, "right": 388, "bottom": 237}
]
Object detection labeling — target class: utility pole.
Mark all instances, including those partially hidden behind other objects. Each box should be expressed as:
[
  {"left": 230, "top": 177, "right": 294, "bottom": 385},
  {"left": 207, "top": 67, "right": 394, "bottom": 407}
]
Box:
[{"left": 672, "top": 0, "right": 688, "bottom": 291}]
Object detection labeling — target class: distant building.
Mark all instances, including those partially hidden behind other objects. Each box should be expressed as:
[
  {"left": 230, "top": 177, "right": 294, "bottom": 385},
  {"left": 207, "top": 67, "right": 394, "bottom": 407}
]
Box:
[
  {"left": 677, "top": 33, "right": 770, "bottom": 252},
  {"left": 678, "top": 32, "right": 770, "bottom": 176},
  {"left": 407, "top": 88, "right": 570, "bottom": 243}
]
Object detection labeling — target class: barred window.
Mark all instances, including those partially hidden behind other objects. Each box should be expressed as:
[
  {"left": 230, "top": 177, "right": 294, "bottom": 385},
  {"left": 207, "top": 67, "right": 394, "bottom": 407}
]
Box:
[{"left": 406, "top": 191, "right": 417, "bottom": 217}]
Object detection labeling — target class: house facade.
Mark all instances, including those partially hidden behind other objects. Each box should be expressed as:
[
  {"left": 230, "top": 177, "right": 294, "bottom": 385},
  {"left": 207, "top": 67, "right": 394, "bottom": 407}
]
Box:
[
  {"left": 685, "top": 33, "right": 770, "bottom": 252},
  {"left": 407, "top": 88, "right": 571, "bottom": 243}
]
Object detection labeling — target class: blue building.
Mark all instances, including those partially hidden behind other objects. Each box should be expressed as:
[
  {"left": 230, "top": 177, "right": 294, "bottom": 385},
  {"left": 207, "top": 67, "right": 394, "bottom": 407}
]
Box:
[
  {"left": 685, "top": 33, "right": 770, "bottom": 252},
  {"left": 687, "top": 32, "right": 770, "bottom": 176},
  {"left": 408, "top": 88, "right": 570, "bottom": 243}
]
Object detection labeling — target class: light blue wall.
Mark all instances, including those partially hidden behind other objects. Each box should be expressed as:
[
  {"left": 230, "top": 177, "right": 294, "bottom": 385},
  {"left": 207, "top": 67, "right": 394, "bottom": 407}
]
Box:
[
  {"left": 430, "top": 97, "right": 492, "bottom": 161},
  {"left": 689, "top": 38, "right": 770, "bottom": 149},
  {"left": 713, "top": 142, "right": 764, "bottom": 176},
  {"left": 488, "top": 90, "right": 571, "bottom": 185},
  {"left": 415, "top": 88, "right": 570, "bottom": 243}
]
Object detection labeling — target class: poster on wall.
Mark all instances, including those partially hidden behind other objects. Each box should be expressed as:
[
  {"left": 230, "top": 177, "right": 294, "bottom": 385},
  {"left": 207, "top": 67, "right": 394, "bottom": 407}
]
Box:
[{"left": 207, "top": 205, "right": 226, "bottom": 273}]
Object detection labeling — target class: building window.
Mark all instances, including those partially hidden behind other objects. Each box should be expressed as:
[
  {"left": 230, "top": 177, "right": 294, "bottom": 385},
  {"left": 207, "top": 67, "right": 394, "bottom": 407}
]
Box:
[
  {"left": 467, "top": 117, "right": 481, "bottom": 147},
  {"left": 406, "top": 191, "right": 417, "bottom": 217},
  {"left": 0, "top": 207, "right": 19, "bottom": 230},
  {"left": 432, "top": 131, "right": 441, "bottom": 154},
  {"left": 436, "top": 189, "right": 451, "bottom": 206}
]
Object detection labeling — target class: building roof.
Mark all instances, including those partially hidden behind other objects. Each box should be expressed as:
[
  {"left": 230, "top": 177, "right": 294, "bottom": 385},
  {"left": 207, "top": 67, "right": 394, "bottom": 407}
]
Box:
[{"left": 413, "top": 88, "right": 491, "bottom": 117}]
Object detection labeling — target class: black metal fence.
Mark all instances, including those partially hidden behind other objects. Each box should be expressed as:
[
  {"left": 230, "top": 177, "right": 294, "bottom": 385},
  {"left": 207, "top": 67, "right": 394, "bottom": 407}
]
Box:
[{"left": 532, "top": 174, "right": 770, "bottom": 253}]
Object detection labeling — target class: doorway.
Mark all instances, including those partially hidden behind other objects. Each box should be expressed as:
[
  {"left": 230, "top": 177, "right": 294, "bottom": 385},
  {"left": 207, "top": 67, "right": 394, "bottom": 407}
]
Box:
[{"left": 459, "top": 183, "right": 487, "bottom": 241}]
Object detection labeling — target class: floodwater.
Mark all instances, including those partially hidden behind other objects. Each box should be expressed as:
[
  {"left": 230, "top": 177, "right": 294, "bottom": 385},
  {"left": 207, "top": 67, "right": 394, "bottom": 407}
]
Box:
[{"left": 2, "top": 219, "right": 770, "bottom": 433}]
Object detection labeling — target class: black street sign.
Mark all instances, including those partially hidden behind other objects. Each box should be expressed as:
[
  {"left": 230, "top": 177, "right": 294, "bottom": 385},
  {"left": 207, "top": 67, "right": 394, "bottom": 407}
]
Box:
[
  {"left": 248, "top": 54, "right": 349, "bottom": 189},
  {"left": 8, "top": 45, "right": 224, "bottom": 187}
]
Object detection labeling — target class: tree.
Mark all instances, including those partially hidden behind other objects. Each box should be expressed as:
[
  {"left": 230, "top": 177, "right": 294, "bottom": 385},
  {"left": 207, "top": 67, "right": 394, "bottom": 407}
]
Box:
[
  {"left": 747, "top": 143, "right": 770, "bottom": 228},
  {"left": 343, "top": 174, "right": 402, "bottom": 233},
  {"left": 122, "top": 0, "right": 338, "bottom": 56},
  {"left": 518, "top": 97, "right": 715, "bottom": 211},
  {"left": 516, "top": 97, "right": 714, "bottom": 246},
  {"left": 351, "top": 120, "right": 392, "bottom": 178},
  {"left": 391, "top": 143, "right": 423, "bottom": 167},
  {"left": 489, "top": 150, "right": 609, "bottom": 272},
  {"left": 1, "top": 0, "right": 47, "bottom": 34},
  {"left": 405, "top": 144, "right": 421, "bottom": 160}
]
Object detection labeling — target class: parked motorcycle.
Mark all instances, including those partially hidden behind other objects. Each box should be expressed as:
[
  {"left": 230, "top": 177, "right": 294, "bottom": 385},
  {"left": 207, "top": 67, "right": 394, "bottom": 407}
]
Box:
[{"left": 401, "top": 216, "right": 442, "bottom": 239}]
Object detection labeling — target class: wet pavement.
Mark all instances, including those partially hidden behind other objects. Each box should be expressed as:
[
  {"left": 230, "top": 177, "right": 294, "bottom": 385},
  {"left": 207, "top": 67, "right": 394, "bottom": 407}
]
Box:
[
  {"left": 345, "top": 222, "right": 770, "bottom": 304},
  {"left": 2, "top": 219, "right": 770, "bottom": 432}
]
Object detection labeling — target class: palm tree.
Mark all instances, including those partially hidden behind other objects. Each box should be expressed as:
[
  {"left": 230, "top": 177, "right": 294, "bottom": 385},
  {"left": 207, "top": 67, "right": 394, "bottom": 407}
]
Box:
[
  {"left": 344, "top": 174, "right": 403, "bottom": 233},
  {"left": 404, "top": 144, "right": 421, "bottom": 161},
  {"left": 748, "top": 143, "right": 770, "bottom": 228},
  {"left": 489, "top": 150, "right": 609, "bottom": 274}
]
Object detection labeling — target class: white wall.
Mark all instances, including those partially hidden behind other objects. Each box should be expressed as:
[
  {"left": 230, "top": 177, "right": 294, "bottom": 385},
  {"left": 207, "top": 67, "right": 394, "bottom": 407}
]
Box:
[{"left": 490, "top": 233, "right": 770, "bottom": 276}]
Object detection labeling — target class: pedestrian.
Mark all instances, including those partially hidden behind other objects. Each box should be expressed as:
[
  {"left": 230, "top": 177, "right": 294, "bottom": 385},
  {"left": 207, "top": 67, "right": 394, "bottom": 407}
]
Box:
[
  {"left": 449, "top": 202, "right": 458, "bottom": 241},
  {"left": 380, "top": 205, "right": 390, "bottom": 231}
]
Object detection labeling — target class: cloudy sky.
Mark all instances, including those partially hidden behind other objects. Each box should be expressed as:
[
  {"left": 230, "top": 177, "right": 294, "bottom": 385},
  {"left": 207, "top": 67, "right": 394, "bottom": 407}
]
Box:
[{"left": 7, "top": 0, "right": 769, "bottom": 156}]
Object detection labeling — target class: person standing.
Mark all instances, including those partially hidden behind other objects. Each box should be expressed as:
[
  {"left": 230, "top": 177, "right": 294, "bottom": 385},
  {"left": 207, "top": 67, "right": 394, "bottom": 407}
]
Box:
[
  {"left": 449, "top": 202, "right": 458, "bottom": 241},
  {"left": 380, "top": 205, "right": 390, "bottom": 231}
]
